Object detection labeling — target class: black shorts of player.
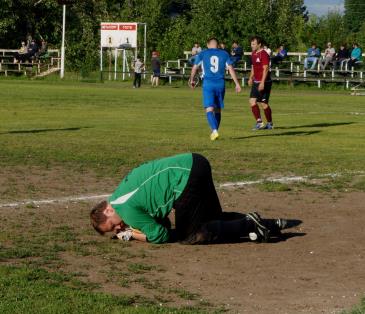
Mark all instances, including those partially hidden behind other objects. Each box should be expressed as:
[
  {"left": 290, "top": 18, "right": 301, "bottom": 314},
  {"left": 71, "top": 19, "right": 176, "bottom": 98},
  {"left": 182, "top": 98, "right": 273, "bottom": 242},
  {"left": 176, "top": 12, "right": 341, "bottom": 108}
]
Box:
[
  {"left": 250, "top": 80, "right": 272, "bottom": 104},
  {"left": 173, "top": 153, "right": 223, "bottom": 243},
  {"left": 153, "top": 69, "right": 160, "bottom": 77}
]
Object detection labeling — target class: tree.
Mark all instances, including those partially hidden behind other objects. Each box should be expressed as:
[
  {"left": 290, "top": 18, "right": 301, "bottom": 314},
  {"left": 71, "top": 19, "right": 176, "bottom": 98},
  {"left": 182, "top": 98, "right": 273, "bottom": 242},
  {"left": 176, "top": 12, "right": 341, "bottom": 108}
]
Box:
[
  {"left": 300, "top": 10, "right": 346, "bottom": 50},
  {"left": 0, "top": 0, "right": 61, "bottom": 48},
  {"left": 344, "top": 0, "right": 365, "bottom": 33}
]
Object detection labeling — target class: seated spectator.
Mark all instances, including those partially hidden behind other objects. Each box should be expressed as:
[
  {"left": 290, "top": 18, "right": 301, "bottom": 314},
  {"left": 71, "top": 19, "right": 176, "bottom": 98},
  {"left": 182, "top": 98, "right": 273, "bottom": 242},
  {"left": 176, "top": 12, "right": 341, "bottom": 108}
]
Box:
[
  {"left": 320, "top": 42, "right": 335, "bottom": 70},
  {"left": 271, "top": 44, "right": 287, "bottom": 65},
  {"left": 15, "top": 39, "right": 39, "bottom": 63},
  {"left": 231, "top": 41, "right": 243, "bottom": 66},
  {"left": 345, "top": 42, "right": 362, "bottom": 70},
  {"left": 189, "top": 42, "right": 202, "bottom": 65},
  {"left": 263, "top": 43, "right": 272, "bottom": 56},
  {"left": 27, "top": 39, "right": 39, "bottom": 61},
  {"left": 304, "top": 43, "right": 321, "bottom": 70},
  {"left": 219, "top": 42, "right": 230, "bottom": 55},
  {"left": 37, "top": 39, "right": 48, "bottom": 58},
  {"left": 13, "top": 41, "right": 28, "bottom": 63},
  {"left": 333, "top": 44, "right": 349, "bottom": 70}
]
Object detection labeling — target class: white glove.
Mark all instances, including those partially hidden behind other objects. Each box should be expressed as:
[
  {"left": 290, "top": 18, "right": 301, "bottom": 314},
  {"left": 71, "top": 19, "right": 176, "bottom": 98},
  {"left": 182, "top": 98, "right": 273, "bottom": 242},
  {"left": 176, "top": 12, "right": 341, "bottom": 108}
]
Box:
[{"left": 116, "top": 229, "right": 133, "bottom": 241}]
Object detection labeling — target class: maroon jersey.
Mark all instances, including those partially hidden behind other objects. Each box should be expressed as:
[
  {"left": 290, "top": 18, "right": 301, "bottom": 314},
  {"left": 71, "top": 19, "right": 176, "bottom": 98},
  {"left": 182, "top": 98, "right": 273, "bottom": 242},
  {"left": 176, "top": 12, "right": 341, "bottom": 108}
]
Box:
[{"left": 251, "top": 49, "right": 271, "bottom": 82}]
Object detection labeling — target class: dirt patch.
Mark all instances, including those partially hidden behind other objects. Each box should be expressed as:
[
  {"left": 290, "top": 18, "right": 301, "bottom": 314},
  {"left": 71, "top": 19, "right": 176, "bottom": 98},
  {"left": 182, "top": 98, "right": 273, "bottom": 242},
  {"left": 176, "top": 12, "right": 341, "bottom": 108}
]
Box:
[
  {"left": 0, "top": 165, "right": 119, "bottom": 202},
  {"left": 1, "top": 185, "right": 364, "bottom": 313}
]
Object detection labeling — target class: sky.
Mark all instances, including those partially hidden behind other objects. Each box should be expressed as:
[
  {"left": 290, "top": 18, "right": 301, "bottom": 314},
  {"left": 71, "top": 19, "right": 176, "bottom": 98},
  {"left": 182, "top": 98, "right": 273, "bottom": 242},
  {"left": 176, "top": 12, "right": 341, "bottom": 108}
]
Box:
[{"left": 304, "top": 0, "right": 344, "bottom": 16}]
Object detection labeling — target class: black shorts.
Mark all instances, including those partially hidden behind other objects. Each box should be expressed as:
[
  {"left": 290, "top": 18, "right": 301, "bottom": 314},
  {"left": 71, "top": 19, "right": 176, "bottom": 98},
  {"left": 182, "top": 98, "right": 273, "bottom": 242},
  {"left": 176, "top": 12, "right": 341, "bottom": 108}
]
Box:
[
  {"left": 173, "top": 153, "right": 222, "bottom": 241},
  {"left": 153, "top": 69, "right": 160, "bottom": 77},
  {"left": 250, "top": 81, "right": 272, "bottom": 104}
]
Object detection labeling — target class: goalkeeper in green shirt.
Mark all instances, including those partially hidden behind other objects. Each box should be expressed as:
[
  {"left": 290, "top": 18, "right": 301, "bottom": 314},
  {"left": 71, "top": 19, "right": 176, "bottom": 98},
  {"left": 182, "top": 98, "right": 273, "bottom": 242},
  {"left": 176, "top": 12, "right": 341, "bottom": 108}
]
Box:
[{"left": 90, "top": 153, "right": 289, "bottom": 244}]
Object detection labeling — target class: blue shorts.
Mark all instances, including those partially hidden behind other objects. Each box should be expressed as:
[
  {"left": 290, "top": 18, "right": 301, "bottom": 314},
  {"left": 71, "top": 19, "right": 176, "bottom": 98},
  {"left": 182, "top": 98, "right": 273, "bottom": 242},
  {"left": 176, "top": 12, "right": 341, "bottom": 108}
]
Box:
[{"left": 202, "top": 80, "right": 225, "bottom": 109}]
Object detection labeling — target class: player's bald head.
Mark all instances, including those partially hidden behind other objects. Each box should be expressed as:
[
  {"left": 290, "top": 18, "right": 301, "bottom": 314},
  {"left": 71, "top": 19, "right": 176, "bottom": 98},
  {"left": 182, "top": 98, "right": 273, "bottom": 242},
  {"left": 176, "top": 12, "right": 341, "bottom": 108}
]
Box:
[{"left": 207, "top": 37, "right": 219, "bottom": 48}]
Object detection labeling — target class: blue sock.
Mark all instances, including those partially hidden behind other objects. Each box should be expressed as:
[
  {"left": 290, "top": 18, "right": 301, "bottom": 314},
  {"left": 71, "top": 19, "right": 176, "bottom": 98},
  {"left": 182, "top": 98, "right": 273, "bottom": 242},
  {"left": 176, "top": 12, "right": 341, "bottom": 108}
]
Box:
[
  {"left": 206, "top": 111, "right": 218, "bottom": 131},
  {"left": 215, "top": 112, "right": 221, "bottom": 129}
]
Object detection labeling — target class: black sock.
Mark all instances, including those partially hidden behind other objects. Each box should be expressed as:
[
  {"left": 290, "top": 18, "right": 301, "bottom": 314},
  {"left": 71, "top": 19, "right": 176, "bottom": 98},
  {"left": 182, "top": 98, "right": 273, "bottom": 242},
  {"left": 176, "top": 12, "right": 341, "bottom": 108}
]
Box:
[{"left": 203, "top": 217, "right": 255, "bottom": 242}]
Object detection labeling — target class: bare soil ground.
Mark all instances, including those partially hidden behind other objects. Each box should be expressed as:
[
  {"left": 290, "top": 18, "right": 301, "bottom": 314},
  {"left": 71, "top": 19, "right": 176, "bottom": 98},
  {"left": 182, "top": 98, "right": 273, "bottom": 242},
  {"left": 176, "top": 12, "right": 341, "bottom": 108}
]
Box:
[{"left": 1, "top": 168, "right": 364, "bottom": 313}]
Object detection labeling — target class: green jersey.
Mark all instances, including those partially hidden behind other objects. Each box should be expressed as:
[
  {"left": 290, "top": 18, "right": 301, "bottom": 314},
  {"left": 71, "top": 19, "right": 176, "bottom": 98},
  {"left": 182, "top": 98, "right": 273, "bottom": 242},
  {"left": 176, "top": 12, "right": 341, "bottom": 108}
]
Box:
[{"left": 109, "top": 153, "right": 193, "bottom": 243}]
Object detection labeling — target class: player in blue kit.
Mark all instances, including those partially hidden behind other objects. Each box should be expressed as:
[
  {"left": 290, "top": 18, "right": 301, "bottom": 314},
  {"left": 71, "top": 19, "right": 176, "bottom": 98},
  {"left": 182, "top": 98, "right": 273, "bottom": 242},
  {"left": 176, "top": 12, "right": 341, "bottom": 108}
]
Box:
[{"left": 189, "top": 37, "right": 241, "bottom": 141}]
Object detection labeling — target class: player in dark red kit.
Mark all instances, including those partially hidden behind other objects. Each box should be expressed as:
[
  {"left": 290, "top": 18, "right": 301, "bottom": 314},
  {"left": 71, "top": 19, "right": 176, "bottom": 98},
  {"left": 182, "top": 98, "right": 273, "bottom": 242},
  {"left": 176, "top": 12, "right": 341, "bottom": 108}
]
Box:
[{"left": 248, "top": 36, "right": 273, "bottom": 130}]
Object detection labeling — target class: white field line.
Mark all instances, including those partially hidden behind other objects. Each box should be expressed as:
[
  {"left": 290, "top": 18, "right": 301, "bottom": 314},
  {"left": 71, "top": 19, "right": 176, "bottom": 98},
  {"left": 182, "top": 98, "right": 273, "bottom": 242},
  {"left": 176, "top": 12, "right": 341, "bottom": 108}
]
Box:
[
  {"left": 0, "top": 194, "right": 111, "bottom": 208},
  {"left": 219, "top": 175, "right": 309, "bottom": 188},
  {"left": 0, "top": 172, "right": 364, "bottom": 209}
]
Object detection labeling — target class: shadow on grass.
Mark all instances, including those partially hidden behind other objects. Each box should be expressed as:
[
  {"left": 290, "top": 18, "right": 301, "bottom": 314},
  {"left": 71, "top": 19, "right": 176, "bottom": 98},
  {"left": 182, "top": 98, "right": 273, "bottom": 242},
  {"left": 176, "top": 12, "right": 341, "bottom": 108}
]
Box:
[
  {"left": 275, "top": 121, "right": 354, "bottom": 130},
  {"left": 1, "top": 126, "right": 92, "bottom": 135},
  {"left": 231, "top": 130, "right": 320, "bottom": 140}
]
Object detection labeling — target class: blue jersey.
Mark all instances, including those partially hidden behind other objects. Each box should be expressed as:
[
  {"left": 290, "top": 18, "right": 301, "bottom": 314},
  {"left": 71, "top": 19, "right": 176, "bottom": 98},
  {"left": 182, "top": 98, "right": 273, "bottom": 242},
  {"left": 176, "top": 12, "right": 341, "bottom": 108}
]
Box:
[{"left": 194, "top": 48, "right": 233, "bottom": 81}]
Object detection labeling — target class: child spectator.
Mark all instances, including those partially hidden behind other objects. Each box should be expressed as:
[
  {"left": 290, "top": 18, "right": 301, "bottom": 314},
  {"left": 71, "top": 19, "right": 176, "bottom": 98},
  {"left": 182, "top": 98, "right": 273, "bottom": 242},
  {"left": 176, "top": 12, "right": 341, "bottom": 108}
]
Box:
[{"left": 132, "top": 56, "right": 144, "bottom": 88}]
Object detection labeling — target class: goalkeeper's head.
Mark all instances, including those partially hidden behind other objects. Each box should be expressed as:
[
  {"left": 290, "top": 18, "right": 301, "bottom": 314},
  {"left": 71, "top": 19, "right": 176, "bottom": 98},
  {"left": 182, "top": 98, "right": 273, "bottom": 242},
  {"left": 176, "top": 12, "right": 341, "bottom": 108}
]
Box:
[{"left": 90, "top": 200, "right": 126, "bottom": 235}]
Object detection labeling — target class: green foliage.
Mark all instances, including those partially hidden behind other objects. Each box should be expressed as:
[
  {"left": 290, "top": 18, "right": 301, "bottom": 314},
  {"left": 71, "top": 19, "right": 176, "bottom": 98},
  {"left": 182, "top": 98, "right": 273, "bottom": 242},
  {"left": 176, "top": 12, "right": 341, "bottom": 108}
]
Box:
[
  {"left": 342, "top": 297, "right": 365, "bottom": 314},
  {"left": 301, "top": 11, "right": 346, "bottom": 49},
  {"left": 344, "top": 0, "right": 365, "bottom": 33},
  {"left": 0, "top": 0, "right": 61, "bottom": 47},
  {"left": 186, "top": 0, "right": 307, "bottom": 51},
  {"left": 158, "top": 16, "right": 188, "bottom": 60}
]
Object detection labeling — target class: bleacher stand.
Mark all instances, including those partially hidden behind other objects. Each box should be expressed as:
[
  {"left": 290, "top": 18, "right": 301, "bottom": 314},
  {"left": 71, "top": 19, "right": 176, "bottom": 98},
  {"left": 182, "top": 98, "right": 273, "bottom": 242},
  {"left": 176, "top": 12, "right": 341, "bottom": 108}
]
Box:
[{"left": 1, "top": 46, "right": 60, "bottom": 77}]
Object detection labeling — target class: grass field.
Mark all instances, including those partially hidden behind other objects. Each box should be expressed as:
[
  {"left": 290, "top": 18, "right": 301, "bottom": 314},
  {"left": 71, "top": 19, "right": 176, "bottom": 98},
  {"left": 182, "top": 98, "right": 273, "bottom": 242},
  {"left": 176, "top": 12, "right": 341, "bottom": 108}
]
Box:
[
  {"left": 1, "top": 78, "right": 365, "bottom": 313},
  {"left": 1, "top": 79, "right": 365, "bottom": 182}
]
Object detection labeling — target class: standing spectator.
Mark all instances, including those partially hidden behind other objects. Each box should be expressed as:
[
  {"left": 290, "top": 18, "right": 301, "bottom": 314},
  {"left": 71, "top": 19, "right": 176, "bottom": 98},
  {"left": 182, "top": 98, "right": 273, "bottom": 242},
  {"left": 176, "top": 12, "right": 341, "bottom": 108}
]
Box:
[
  {"left": 189, "top": 42, "right": 202, "bottom": 65},
  {"left": 320, "top": 42, "right": 335, "bottom": 70},
  {"left": 271, "top": 45, "right": 287, "bottom": 65},
  {"left": 13, "top": 41, "right": 27, "bottom": 63},
  {"left": 333, "top": 44, "right": 349, "bottom": 70},
  {"left": 303, "top": 43, "right": 321, "bottom": 70},
  {"left": 345, "top": 43, "right": 362, "bottom": 70},
  {"left": 231, "top": 41, "right": 243, "bottom": 66},
  {"left": 151, "top": 51, "right": 161, "bottom": 87},
  {"left": 248, "top": 36, "right": 274, "bottom": 130},
  {"left": 132, "top": 56, "right": 144, "bottom": 88},
  {"left": 189, "top": 37, "right": 241, "bottom": 141}
]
